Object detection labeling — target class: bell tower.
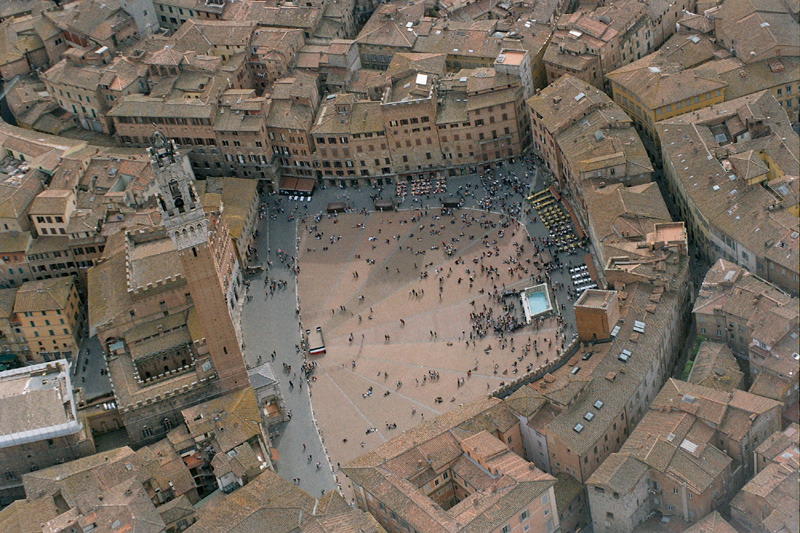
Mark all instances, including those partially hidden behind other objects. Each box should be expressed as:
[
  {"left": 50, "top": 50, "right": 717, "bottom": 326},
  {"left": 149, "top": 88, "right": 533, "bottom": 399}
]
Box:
[{"left": 150, "top": 133, "right": 248, "bottom": 393}]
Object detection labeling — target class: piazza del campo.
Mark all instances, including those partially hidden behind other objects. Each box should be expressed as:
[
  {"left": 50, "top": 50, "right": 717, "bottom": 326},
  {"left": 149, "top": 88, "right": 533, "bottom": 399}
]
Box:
[{"left": 0, "top": 0, "right": 797, "bottom": 530}]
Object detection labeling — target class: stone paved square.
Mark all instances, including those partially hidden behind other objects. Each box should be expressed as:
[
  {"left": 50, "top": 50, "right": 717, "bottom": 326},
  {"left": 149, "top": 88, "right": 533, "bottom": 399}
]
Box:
[{"left": 296, "top": 207, "right": 569, "bottom": 495}]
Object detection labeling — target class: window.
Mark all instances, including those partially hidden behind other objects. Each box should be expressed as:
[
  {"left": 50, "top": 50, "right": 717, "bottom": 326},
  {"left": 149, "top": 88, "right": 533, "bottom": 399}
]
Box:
[
  {"left": 501, "top": 526, "right": 510, "bottom": 533},
  {"left": 520, "top": 510, "right": 529, "bottom": 522}
]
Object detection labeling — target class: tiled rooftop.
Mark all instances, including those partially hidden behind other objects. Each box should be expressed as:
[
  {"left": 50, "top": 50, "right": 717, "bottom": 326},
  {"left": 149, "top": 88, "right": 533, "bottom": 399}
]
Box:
[
  {"left": 344, "top": 398, "right": 556, "bottom": 532},
  {"left": 125, "top": 230, "right": 183, "bottom": 294},
  {"left": 188, "top": 468, "right": 382, "bottom": 532},
  {"left": 590, "top": 376, "right": 783, "bottom": 500},
  {"left": 546, "top": 275, "right": 686, "bottom": 456},
  {"left": 683, "top": 510, "right": 738, "bottom": 533},
  {"left": 13, "top": 276, "right": 75, "bottom": 313},
  {"left": 687, "top": 341, "right": 745, "bottom": 392},
  {"left": 0, "top": 360, "right": 76, "bottom": 438},
  {"left": 730, "top": 462, "right": 799, "bottom": 532},
  {"left": 657, "top": 91, "right": 799, "bottom": 276},
  {"left": 756, "top": 424, "right": 799, "bottom": 469}
]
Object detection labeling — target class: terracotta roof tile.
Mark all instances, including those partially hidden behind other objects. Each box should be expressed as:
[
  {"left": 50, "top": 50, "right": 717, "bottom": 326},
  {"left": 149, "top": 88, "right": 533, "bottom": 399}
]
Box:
[
  {"left": 13, "top": 276, "right": 75, "bottom": 313},
  {"left": 687, "top": 341, "right": 745, "bottom": 392},
  {"left": 343, "top": 399, "right": 555, "bottom": 532},
  {"left": 657, "top": 92, "right": 799, "bottom": 277},
  {"left": 685, "top": 511, "right": 738, "bottom": 533}
]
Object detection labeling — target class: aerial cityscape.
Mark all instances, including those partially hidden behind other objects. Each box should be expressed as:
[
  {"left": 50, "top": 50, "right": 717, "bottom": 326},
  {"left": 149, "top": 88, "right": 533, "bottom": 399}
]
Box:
[{"left": 0, "top": 0, "right": 797, "bottom": 530}]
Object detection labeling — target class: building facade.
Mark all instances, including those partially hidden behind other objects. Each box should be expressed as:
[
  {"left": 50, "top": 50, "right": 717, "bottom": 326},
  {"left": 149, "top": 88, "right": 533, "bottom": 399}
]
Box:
[{"left": 13, "top": 276, "right": 83, "bottom": 362}]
